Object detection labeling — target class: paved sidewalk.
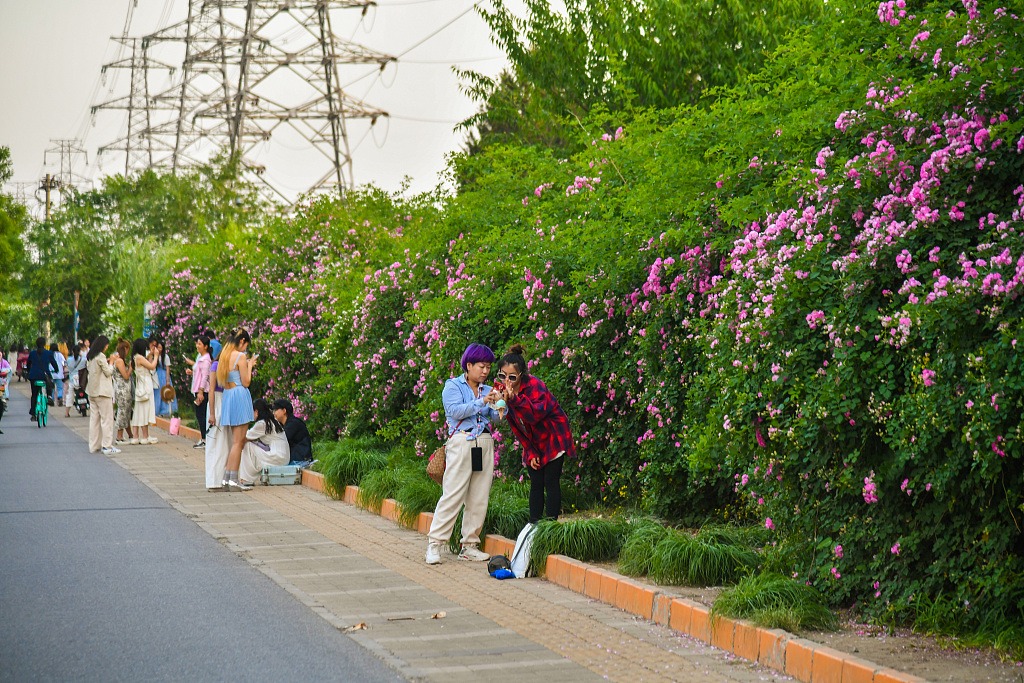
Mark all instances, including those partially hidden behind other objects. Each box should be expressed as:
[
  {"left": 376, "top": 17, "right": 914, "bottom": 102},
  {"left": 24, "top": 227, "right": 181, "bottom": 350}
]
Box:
[{"left": 58, "top": 414, "right": 790, "bottom": 683}]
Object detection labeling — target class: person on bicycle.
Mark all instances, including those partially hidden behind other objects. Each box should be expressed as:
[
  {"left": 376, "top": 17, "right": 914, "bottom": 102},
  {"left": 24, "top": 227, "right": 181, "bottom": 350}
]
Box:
[{"left": 26, "top": 337, "right": 57, "bottom": 421}]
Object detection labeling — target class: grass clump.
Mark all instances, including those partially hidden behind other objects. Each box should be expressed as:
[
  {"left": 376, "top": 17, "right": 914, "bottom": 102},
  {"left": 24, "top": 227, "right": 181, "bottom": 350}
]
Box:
[
  {"left": 394, "top": 476, "right": 442, "bottom": 528},
  {"left": 696, "top": 523, "right": 769, "bottom": 549},
  {"left": 317, "top": 437, "right": 388, "bottom": 498},
  {"left": 618, "top": 518, "right": 670, "bottom": 577},
  {"left": 713, "top": 572, "right": 838, "bottom": 632},
  {"left": 482, "top": 480, "right": 531, "bottom": 540},
  {"left": 357, "top": 463, "right": 419, "bottom": 512},
  {"left": 529, "top": 517, "right": 627, "bottom": 574},
  {"left": 650, "top": 529, "right": 758, "bottom": 586}
]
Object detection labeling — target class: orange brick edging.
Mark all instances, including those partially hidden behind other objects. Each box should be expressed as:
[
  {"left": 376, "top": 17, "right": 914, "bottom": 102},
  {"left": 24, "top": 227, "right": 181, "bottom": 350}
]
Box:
[
  {"left": 301, "top": 469, "right": 325, "bottom": 494},
  {"left": 295, "top": 477, "right": 928, "bottom": 683}
]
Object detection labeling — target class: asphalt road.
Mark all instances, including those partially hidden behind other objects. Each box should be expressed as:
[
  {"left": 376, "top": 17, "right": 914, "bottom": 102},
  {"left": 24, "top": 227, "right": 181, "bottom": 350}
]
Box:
[{"left": 0, "top": 385, "right": 406, "bottom": 683}]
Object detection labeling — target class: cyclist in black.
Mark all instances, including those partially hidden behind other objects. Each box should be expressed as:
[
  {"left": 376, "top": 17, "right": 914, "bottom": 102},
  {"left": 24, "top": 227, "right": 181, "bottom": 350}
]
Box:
[{"left": 26, "top": 337, "right": 58, "bottom": 421}]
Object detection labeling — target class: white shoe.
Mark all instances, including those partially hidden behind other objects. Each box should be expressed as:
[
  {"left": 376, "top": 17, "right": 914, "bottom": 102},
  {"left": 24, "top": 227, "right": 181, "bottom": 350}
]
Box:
[
  {"left": 425, "top": 542, "right": 442, "bottom": 565},
  {"left": 115, "top": 439, "right": 127, "bottom": 445},
  {"left": 458, "top": 544, "right": 490, "bottom": 562},
  {"left": 108, "top": 447, "right": 122, "bottom": 454},
  {"left": 101, "top": 447, "right": 113, "bottom": 455},
  {"left": 146, "top": 437, "right": 159, "bottom": 444},
  {"left": 128, "top": 438, "right": 140, "bottom": 445}
]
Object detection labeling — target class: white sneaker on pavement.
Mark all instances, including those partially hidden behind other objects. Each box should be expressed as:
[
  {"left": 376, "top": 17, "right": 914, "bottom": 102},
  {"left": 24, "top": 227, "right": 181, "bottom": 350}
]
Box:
[
  {"left": 425, "top": 541, "right": 442, "bottom": 565},
  {"left": 458, "top": 544, "right": 490, "bottom": 562}
]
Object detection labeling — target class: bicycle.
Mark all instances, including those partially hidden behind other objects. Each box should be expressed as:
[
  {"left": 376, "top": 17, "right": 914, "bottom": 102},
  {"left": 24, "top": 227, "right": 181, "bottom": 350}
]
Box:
[{"left": 33, "top": 380, "right": 48, "bottom": 428}]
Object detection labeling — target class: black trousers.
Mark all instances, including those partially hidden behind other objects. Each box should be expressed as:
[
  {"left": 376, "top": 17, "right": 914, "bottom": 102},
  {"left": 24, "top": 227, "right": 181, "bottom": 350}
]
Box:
[
  {"left": 194, "top": 394, "right": 209, "bottom": 440},
  {"left": 527, "top": 455, "right": 564, "bottom": 524}
]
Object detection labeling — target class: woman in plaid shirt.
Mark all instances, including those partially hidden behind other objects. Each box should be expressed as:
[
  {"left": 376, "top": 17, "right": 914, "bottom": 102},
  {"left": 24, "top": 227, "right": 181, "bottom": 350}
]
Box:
[{"left": 496, "top": 344, "right": 576, "bottom": 523}]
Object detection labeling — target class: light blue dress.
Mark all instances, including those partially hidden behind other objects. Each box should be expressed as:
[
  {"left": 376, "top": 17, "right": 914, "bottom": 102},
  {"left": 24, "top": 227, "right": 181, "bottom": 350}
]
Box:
[
  {"left": 219, "top": 353, "right": 254, "bottom": 426},
  {"left": 154, "top": 362, "right": 178, "bottom": 417}
]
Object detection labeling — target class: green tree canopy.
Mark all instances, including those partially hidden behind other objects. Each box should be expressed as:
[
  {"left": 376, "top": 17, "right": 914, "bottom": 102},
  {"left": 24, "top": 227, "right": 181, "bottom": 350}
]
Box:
[{"left": 460, "top": 0, "right": 823, "bottom": 155}]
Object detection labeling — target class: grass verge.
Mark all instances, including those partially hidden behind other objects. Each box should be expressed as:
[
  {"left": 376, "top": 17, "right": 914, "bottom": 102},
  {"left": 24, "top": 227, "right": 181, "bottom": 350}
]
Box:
[{"left": 713, "top": 572, "right": 838, "bottom": 632}]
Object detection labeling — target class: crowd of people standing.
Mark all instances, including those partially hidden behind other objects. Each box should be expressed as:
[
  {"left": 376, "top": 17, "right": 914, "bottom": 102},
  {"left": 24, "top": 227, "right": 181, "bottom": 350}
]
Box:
[{"left": 8, "top": 329, "right": 576, "bottom": 562}]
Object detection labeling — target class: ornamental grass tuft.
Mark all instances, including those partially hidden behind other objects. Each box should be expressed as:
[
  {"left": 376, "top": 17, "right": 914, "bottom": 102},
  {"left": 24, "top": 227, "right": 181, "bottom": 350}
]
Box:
[
  {"left": 394, "top": 476, "right": 441, "bottom": 528},
  {"left": 713, "top": 572, "right": 837, "bottom": 632},
  {"left": 483, "top": 480, "right": 531, "bottom": 541},
  {"left": 649, "top": 529, "right": 758, "bottom": 586},
  {"left": 357, "top": 463, "right": 419, "bottom": 513},
  {"left": 529, "top": 517, "right": 627, "bottom": 574},
  {"left": 618, "top": 517, "right": 670, "bottom": 577},
  {"left": 317, "top": 437, "right": 388, "bottom": 499}
]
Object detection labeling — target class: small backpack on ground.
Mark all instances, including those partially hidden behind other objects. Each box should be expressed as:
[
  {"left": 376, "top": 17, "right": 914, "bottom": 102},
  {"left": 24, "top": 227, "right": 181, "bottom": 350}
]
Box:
[
  {"left": 509, "top": 522, "right": 537, "bottom": 579},
  {"left": 487, "top": 554, "right": 514, "bottom": 579}
]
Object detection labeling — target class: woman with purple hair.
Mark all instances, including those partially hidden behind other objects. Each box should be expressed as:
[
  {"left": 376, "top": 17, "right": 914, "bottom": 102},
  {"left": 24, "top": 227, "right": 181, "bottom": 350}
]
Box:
[{"left": 425, "top": 343, "right": 503, "bottom": 565}]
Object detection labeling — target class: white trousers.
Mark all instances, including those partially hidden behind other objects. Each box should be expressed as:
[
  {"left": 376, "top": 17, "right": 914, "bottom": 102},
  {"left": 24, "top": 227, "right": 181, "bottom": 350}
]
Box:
[
  {"left": 428, "top": 433, "right": 494, "bottom": 546},
  {"left": 205, "top": 398, "right": 230, "bottom": 488},
  {"left": 239, "top": 444, "right": 288, "bottom": 484},
  {"left": 88, "top": 396, "right": 114, "bottom": 452}
]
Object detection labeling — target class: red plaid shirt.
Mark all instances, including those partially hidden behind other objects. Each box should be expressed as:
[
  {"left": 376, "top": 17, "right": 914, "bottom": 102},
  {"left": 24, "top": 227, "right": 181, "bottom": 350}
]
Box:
[{"left": 505, "top": 374, "right": 576, "bottom": 467}]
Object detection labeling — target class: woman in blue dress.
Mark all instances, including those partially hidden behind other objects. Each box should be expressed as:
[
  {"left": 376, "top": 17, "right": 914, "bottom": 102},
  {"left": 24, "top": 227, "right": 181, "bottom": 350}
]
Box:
[
  {"left": 152, "top": 340, "right": 178, "bottom": 417},
  {"left": 209, "top": 329, "right": 257, "bottom": 491}
]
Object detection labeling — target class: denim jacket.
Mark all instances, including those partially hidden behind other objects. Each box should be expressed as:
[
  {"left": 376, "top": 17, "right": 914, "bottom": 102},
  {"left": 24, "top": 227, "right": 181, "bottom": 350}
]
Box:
[{"left": 442, "top": 374, "right": 499, "bottom": 440}]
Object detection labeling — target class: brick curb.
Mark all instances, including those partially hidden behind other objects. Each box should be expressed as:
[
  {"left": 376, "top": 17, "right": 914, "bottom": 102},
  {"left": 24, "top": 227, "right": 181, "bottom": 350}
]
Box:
[{"left": 148, "top": 421, "right": 928, "bottom": 683}]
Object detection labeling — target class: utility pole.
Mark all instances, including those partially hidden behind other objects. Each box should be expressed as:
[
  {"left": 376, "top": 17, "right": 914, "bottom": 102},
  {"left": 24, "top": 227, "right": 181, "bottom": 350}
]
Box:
[{"left": 37, "top": 174, "right": 62, "bottom": 220}]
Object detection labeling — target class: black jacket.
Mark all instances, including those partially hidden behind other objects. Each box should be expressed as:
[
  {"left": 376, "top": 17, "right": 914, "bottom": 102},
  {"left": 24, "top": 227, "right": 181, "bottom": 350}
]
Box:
[{"left": 283, "top": 415, "right": 312, "bottom": 463}]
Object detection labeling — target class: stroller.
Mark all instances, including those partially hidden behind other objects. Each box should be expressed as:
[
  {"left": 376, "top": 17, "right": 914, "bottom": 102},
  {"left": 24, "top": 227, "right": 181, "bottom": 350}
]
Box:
[{"left": 71, "top": 369, "right": 89, "bottom": 417}]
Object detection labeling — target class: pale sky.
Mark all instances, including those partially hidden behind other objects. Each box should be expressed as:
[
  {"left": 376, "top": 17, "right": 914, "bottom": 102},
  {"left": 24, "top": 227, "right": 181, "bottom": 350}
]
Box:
[{"left": 0, "top": 0, "right": 522, "bottom": 206}]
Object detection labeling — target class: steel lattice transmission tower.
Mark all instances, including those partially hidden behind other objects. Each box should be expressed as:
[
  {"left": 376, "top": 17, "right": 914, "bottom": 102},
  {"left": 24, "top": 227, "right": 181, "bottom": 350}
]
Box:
[
  {"left": 93, "top": 0, "right": 393, "bottom": 200},
  {"left": 44, "top": 139, "right": 91, "bottom": 192},
  {"left": 92, "top": 37, "right": 177, "bottom": 175}
]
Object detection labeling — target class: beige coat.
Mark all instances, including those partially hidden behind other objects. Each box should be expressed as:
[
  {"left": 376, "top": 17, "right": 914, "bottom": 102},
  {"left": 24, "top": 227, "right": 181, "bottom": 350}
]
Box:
[{"left": 86, "top": 353, "right": 114, "bottom": 398}]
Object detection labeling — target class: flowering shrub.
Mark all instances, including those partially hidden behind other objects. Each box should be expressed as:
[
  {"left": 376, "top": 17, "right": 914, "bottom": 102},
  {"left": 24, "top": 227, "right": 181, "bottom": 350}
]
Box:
[{"left": 148, "top": 0, "right": 1024, "bottom": 646}]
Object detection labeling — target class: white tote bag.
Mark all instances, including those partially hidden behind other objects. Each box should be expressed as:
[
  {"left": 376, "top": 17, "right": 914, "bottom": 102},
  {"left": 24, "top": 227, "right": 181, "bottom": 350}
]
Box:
[{"left": 510, "top": 522, "right": 537, "bottom": 579}]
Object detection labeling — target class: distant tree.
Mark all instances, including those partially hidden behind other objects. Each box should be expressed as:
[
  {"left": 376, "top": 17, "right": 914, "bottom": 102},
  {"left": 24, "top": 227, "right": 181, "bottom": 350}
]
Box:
[
  {"left": 459, "top": 0, "right": 823, "bottom": 155},
  {"left": 0, "top": 147, "right": 27, "bottom": 294}
]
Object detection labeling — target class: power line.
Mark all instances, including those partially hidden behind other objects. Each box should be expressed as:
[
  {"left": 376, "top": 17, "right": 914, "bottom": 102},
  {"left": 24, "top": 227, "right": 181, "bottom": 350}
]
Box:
[{"left": 339, "top": 1, "right": 484, "bottom": 91}]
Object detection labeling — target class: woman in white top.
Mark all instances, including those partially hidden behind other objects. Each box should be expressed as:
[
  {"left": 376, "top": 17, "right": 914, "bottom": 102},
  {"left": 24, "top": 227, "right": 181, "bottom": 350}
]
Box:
[
  {"left": 130, "top": 337, "right": 158, "bottom": 444},
  {"left": 49, "top": 343, "right": 66, "bottom": 407},
  {"left": 238, "top": 398, "right": 290, "bottom": 486},
  {"left": 64, "top": 342, "right": 87, "bottom": 417}
]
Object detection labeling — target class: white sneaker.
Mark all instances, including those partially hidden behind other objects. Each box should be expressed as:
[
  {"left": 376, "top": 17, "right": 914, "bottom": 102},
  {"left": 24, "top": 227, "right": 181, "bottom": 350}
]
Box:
[
  {"left": 115, "top": 439, "right": 127, "bottom": 445},
  {"left": 425, "top": 541, "right": 442, "bottom": 565},
  {"left": 128, "top": 438, "right": 140, "bottom": 445},
  {"left": 101, "top": 447, "right": 113, "bottom": 455},
  {"left": 108, "top": 447, "right": 122, "bottom": 454},
  {"left": 458, "top": 544, "right": 490, "bottom": 562},
  {"left": 146, "top": 437, "right": 159, "bottom": 445}
]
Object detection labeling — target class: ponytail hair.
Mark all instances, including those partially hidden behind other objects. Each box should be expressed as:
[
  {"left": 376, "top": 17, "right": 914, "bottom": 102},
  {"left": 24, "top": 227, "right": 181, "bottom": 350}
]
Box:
[{"left": 497, "top": 343, "right": 528, "bottom": 379}]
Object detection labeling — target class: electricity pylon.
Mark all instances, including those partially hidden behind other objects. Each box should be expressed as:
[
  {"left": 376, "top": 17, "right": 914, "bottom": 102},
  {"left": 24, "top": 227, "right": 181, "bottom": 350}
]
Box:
[{"left": 93, "top": 0, "right": 393, "bottom": 200}]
